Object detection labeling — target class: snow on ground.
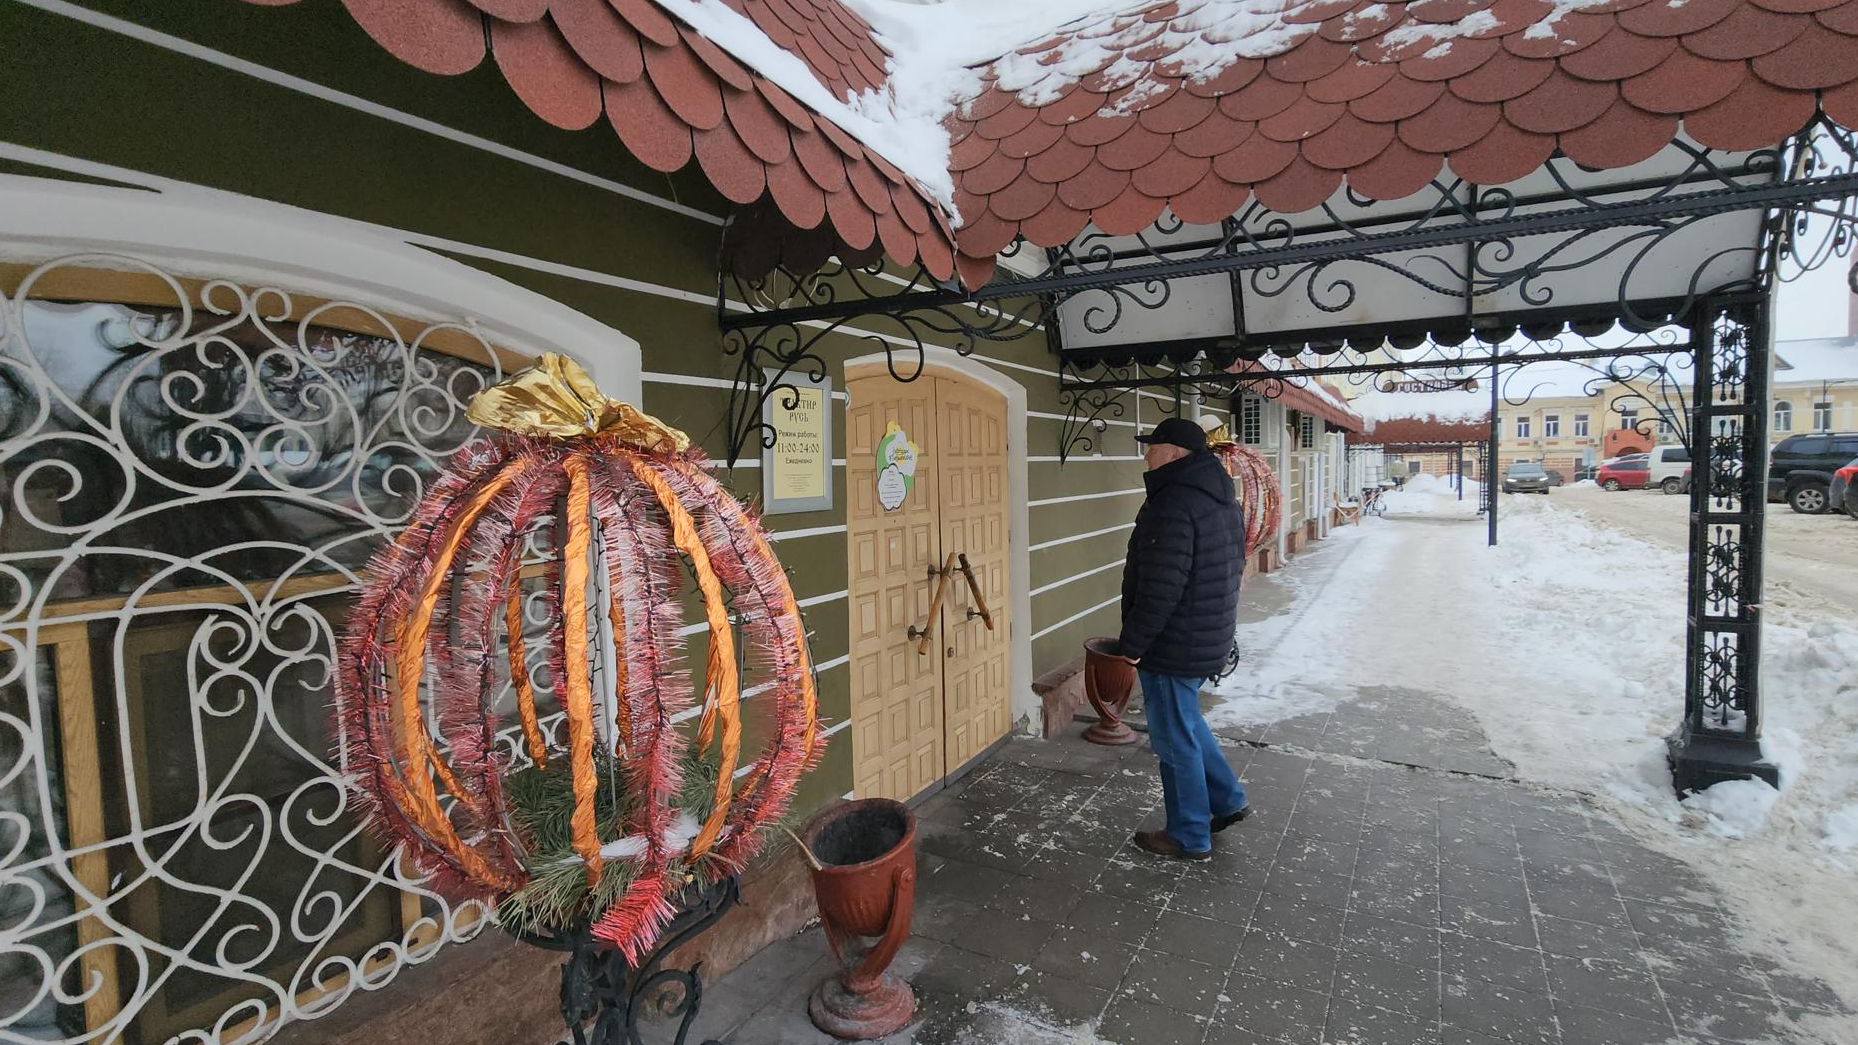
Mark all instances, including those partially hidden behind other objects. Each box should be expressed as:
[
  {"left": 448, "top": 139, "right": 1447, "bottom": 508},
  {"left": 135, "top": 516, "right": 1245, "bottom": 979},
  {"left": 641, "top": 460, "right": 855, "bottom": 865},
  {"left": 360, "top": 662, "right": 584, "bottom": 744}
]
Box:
[
  {"left": 1376, "top": 471, "right": 1480, "bottom": 517},
  {"left": 1213, "top": 487, "right": 1858, "bottom": 1009}
]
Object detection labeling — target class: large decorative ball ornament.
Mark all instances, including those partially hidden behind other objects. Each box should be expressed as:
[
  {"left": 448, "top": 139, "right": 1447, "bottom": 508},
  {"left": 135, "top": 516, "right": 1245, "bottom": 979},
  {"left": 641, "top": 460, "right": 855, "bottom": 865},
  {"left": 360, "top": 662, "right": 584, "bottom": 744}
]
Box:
[
  {"left": 338, "top": 355, "right": 822, "bottom": 961},
  {"left": 1201, "top": 418, "right": 1283, "bottom": 556}
]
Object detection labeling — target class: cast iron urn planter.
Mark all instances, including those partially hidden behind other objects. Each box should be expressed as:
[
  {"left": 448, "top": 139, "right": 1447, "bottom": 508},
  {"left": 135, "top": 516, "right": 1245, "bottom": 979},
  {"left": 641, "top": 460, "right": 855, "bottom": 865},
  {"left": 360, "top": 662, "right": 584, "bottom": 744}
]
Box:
[
  {"left": 1083, "top": 637, "right": 1140, "bottom": 745},
  {"left": 802, "top": 798, "right": 918, "bottom": 1039}
]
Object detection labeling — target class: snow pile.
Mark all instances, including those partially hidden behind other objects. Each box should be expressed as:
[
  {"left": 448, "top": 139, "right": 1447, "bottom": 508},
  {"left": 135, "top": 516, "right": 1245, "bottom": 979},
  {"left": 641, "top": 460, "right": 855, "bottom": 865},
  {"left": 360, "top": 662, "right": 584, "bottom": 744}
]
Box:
[
  {"left": 1377, "top": 472, "right": 1480, "bottom": 517},
  {"left": 1209, "top": 492, "right": 1858, "bottom": 1007}
]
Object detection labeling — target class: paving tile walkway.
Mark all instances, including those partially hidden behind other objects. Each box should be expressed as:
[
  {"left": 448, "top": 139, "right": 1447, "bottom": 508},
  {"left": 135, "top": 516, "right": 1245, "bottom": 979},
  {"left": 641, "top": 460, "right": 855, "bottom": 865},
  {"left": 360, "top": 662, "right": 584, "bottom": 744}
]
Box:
[{"left": 691, "top": 688, "right": 1854, "bottom": 1045}]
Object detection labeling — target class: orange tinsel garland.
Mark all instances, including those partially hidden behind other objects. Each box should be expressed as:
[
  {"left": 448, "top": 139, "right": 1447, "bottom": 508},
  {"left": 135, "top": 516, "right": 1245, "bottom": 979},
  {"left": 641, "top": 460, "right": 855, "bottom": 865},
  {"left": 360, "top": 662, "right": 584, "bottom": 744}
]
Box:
[{"left": 337, "top": 356, "right": 823, "bottom": 961}]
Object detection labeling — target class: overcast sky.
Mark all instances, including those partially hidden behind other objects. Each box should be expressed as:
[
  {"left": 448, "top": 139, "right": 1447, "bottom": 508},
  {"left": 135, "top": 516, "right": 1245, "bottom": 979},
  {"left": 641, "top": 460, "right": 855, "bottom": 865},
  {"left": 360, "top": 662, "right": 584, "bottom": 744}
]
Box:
[{"left": 1772, "top": 215, "right": 1854, "bottom": 342}]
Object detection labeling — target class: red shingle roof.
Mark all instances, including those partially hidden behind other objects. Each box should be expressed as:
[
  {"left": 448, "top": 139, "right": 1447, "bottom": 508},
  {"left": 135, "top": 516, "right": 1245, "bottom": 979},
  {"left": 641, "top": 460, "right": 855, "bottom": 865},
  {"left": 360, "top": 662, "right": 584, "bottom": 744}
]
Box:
[
  {"left": 945, "top": 0, "right": 1858, "bottom": 285},
  {"left": 1347, "top": 413, "right": 1494, "bottom": 443},
  {"left": 267, "top": 0, "right": 960, "bottom": 279},
  {"left": 251, "top": 0, "right": 1858, "bottom": 289}
]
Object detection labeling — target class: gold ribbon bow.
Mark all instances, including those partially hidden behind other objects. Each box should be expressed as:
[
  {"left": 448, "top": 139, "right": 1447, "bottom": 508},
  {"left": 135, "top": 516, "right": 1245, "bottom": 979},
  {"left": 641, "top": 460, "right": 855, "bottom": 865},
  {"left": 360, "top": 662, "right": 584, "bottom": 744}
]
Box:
[
  {"left": 1205, "top": 422, "right": 1237, "bottom": 449},
  {"left": 467, "top": 353, "right": 689, "bottom": 453}
]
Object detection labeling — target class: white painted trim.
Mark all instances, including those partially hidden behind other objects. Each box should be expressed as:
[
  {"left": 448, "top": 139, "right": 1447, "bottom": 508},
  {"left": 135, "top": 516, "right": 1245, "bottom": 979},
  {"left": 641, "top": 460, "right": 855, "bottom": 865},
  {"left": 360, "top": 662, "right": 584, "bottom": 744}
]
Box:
[
  {"left": 14, "top": 0, "right": 719, "bottom": 227},
  {"left": 0, "top": 174, "right": 644, "bottom": 403},
  {"left": 676, "top": 589, "right": 848, "bottom": 636},
  {"left": 1026, "top": 454, "right": 1144, "bottom": 464},
  {"left": 1028, "top": 488, "right": 1144, "bottom": 508},
  {"left": 645, "top": 371, "right": 848, "bottom": 401},
  {"left": 701, "top": 458, "right": 847, "bottom": 469},
  {"left": 840, "top": 346, "right": 1038, "bottom": 730},
  {"left": 673, "top": 652, "right": 849, "bottom": 726},
  {"left": 1029, "top": 409, "right": 1140, "bottom": 429},
  {"left": 1030, "top": 521, "right": 1135, "bottom": 552},
  {"left": 1030, "top": 559, "right": 1123, "bottom": 597},
  {"left": 766, "top": 524, "right": 848, "bottom": 542},
  {"left": 1031, "top": 593, "right": 1121, "bottom": 641}
]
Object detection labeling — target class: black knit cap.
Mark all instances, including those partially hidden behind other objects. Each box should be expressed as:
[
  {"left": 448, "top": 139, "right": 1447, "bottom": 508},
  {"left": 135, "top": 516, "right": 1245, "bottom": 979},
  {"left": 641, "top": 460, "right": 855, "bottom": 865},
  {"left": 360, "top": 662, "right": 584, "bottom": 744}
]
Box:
[{"left": 1135, "top": 416, "right": 1208, "bottom": 452}]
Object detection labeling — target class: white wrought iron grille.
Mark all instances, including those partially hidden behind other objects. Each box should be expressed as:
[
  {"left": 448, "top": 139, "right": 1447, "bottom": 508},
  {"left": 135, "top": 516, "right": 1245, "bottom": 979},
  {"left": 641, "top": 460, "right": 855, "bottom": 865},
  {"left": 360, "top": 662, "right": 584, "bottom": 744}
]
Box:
[{"left": 0, "top": 255, "right": 553, "bottom": 1045}]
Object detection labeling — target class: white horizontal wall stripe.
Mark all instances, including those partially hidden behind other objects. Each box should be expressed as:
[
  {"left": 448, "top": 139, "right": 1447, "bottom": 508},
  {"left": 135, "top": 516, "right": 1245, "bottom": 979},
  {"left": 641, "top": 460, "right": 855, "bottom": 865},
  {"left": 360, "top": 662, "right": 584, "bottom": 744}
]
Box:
[
  {"left": 406, "top": 233, "right": 714, "bottom": 305},
  {"left": 699, "top": 458, "right": 847, "bottom": 469},
  {"left": 1032, "top": 593, "right": 1121, "bottom": 640},
  {"left": 672, "top": 652, "right": 849, "bottom": 726},
  {"left": 645, "top": 372, "right": 849, "bottom": 400},
  {"left": 19, "top": 0, "right": 721, "bottom": 227},
  {"left": 1031, "top": 559, "right": 1123, "bottom": 597},
  {"left": 1029, "top": 488, "right": 1144, "bottom": 508},
  {"left": 1026, "top": 454, "right": 1143, "bottom": 463},
  {"left": 766, "top": 524, "right": 847, "bottom": 542},
  {"left": 1028, "top": 409, "right": 1140, "bottom": 429},
  {"left": 675, "top": 590, "right": 849, "bottom": 637},
  {"left": 1031, "top": 522, "right": 1135, "bottom": 552}
]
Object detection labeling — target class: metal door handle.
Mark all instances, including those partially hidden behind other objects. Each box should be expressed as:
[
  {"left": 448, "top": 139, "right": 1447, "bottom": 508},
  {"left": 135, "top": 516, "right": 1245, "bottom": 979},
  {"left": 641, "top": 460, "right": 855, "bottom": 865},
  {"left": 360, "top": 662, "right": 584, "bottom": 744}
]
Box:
[
  {"left": 907, "top": 553, "right": 958, "bottom": 655},
  {"left": 954, "top": 553, "right": 995, "bottom": 631}
]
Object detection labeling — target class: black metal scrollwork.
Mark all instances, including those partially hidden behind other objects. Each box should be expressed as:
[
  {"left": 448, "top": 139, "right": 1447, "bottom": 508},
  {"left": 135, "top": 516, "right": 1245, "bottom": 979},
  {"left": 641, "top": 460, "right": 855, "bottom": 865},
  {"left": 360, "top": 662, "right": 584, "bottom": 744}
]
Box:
[
  {"left": 517, "top": 875, "right": 742, "bottom": 1045},
  {"left": 717, "top": 260, "right": 1047, "bottom": 466}
]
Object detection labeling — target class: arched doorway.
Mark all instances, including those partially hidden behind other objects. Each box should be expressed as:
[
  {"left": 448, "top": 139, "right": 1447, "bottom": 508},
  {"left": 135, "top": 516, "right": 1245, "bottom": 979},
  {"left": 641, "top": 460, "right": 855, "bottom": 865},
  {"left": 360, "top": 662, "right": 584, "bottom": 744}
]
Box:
[{"left": 843, "top": 364, "right": 1013, "bottom": 801}]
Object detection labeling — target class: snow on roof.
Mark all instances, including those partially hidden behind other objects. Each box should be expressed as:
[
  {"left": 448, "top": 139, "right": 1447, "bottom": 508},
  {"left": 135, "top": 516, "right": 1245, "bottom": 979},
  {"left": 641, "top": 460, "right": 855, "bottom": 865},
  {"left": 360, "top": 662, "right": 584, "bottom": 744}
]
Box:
[
  {"left": 1775, "top": 336, "right": 1858, "bottom": 387},
  {"left": 658, "top": 0, "right": 961, "bottom": 213}
]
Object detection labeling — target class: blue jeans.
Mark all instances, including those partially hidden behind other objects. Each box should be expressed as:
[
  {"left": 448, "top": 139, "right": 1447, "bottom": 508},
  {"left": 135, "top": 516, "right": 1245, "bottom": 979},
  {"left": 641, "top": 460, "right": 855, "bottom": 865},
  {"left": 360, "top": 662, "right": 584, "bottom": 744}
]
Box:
[{"left": 1139, "top": 669, "right": 1246, "bottom": 853}]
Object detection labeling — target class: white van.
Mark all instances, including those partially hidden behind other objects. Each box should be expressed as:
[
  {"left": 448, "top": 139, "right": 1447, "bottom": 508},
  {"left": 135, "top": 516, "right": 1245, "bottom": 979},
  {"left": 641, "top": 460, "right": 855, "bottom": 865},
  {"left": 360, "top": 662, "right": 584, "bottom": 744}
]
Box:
[{"left": 1648, "top": 445, "right": 1691, "bottom": 494}]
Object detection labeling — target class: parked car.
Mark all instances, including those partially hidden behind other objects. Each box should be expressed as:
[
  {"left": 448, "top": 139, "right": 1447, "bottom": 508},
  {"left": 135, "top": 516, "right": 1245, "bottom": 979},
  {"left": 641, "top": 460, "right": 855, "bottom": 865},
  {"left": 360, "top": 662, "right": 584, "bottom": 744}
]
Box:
[
  {"left": 1832, "top": 457, "right": 1858, "bottom": 519},
  {"left": 1598, "top": 459, "right": 1651, "bottom": 490},
  {"left": 1544, "top": 468, "right": 1565, "bottom": 487},
  {"left": 1768, "top": 432, "right": 1858, "bottom": 514},
  {"left": 1647, "top": 445, "right": 1691, "bottom": 495},
  {"left": 1502, "top": 461, "right": 1551, "bottom": 494}
]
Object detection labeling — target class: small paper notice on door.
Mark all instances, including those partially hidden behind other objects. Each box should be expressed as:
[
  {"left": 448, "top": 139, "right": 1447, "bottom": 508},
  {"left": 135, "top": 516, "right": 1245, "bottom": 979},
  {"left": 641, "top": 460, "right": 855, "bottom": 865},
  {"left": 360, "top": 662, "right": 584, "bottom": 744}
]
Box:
[
  {"left": 875, "top": 421, "right": 920, "bottom": 512},
  {"left": 877, "top": 465, "right": 908, "bottom": 511}
]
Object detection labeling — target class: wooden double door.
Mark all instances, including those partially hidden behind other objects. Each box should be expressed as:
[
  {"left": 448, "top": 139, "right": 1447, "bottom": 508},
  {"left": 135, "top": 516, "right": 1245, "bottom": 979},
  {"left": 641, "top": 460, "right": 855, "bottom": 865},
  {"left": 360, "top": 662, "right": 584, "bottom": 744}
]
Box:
[{"left": 845, "top": 369, "right": 1012, "bottom": 801}]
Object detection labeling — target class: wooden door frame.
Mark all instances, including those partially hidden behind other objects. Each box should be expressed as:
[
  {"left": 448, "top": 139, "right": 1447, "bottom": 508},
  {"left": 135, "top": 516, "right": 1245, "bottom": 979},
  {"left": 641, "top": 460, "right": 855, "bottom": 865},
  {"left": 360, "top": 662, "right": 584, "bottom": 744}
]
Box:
[{"left": 841, "top": 350, "right": 1035, "bottom": 745}]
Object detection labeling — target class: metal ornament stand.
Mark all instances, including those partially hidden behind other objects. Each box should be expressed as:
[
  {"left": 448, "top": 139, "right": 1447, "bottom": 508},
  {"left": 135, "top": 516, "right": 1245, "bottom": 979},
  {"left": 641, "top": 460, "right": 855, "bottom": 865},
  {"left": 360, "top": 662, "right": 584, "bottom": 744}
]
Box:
[{"left": 518, "top": 875, "right": 742, "bottom": 1045}]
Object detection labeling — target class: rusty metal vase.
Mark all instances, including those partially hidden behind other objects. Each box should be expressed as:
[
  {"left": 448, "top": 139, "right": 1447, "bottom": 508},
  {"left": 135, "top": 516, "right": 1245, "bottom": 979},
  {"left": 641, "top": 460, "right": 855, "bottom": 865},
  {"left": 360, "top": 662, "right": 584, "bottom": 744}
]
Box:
[
  {"left": 803, "top": 799, "right": 918, "bottom": 1039},
  {"left": 1083, "top": 637, "right": 1140, "bottom": 745}
]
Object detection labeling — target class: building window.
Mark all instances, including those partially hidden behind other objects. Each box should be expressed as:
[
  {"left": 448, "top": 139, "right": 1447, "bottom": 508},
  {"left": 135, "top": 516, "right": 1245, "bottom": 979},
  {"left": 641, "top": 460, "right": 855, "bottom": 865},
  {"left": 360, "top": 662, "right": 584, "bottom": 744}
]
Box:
[
  {"left": 0, "top": 264, "right": 528, "bottom": 1043},
  {"left": 1573, "top": 413, "right": 1590, "bottom": 437},
  {"left": 1240, "top": 395, "right": 1264, "bottom": 445},
  {"left": 1814, "top": 401, "right": 1832, "bottom": 431},
  {"left": 1619, "top": 406, "right": 1639, "bottom": 430},
  {"left": 1775, "top": 400, "right": 1792, "bottom": 432},
  {"left": 1298, "top": 414, "right": 1317, "bottom": 449},
  {"left": 1543, "top": 414, "right": 1560, "bottom": 438},
  {"left": 1658, "top": 416, "right": 1676, "bottom": 441},
  {"left": 1516, "top": 416, "right": 1531, "bottom": 438}
]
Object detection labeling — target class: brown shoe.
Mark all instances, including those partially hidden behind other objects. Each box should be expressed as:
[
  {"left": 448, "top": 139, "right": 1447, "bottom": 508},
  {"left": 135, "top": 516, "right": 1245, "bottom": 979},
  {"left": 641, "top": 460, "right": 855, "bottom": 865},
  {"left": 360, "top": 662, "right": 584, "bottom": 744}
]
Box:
[{"left": 1133, "top": 830, "right": 1212, "bottom": 862}]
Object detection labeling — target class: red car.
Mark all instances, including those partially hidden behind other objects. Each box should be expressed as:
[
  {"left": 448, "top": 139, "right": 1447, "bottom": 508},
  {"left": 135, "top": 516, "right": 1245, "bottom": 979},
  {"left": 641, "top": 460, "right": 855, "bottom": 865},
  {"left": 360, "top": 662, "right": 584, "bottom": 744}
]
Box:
[{"left": 1598, "top": 459, "right": 1651, "bottom": 490}]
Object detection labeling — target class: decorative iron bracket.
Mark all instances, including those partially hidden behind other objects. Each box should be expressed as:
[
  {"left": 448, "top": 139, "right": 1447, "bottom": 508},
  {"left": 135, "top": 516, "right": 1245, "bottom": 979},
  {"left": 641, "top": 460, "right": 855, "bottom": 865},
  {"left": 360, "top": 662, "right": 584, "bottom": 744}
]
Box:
[{"left": 516, "top": 874, "right": 741, "bottom": 1045}]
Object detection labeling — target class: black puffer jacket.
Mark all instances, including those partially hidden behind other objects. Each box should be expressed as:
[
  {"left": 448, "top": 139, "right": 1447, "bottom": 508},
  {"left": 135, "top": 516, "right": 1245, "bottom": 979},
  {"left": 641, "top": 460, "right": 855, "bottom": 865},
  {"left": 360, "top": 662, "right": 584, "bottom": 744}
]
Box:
[{"left": 1117, "top": 451, "right": 1245, "bottom": 678}]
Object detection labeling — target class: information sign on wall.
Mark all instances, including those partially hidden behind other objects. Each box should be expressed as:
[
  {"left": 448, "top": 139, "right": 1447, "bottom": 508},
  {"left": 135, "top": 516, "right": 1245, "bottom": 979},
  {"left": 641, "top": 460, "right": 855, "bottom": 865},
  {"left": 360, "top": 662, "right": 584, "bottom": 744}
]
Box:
[{"left": 761, "top": 371, "right": 833, "bottom": 514}]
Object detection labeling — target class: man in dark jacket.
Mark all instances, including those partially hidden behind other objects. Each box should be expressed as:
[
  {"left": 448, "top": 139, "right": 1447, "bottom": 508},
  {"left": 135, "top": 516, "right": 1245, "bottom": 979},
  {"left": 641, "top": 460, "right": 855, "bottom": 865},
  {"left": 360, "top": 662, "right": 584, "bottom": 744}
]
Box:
[{"left": 1117, "top": 417, "right": 1249, "bottom": 861}]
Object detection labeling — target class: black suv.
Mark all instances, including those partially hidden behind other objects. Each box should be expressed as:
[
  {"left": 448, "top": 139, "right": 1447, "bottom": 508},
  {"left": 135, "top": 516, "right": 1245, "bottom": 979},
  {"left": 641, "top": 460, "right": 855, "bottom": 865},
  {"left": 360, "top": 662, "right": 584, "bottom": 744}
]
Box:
[{"left": 1769, "top": 433, "right": 1858, "bottom": 514}]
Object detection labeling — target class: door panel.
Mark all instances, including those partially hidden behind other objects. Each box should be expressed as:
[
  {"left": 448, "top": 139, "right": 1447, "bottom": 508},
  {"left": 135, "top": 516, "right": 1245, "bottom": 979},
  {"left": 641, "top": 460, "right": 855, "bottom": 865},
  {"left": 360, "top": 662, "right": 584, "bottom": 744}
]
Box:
[
  {"left": 935, "top": 377, "right": 1012, "bottom": 774},
  {"left": 846, "top": 371, "right": 1012, "bottom": 801},
  {"left": 846, "top": 378, "right": 943, "bottom": 801}
]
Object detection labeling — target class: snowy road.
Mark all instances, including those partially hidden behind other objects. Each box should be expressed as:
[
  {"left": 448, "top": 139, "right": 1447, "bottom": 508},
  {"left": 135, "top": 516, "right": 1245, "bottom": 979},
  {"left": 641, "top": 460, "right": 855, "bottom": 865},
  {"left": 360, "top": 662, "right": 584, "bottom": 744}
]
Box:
[
  {"left": 1546, "top": 483, "right": 1858, "bottom": 617},
  {"left": 1211, "top": 476, "right": 1858, "bottom": 1018}
]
